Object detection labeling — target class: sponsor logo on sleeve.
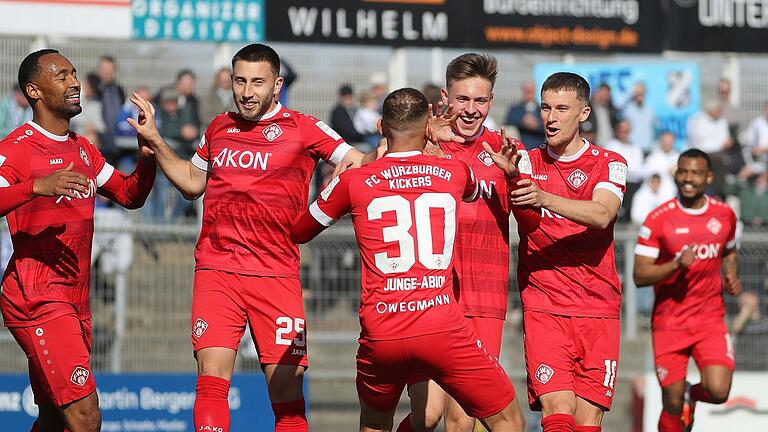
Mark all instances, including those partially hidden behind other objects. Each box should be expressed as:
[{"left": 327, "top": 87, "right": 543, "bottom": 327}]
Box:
[
  {"left": 639, "top": 226, "right": 652, "bottom": 240},
  {"left": 316, "top": 120, "right": 342, "bottom": 141},
  {"left": 320, "top": 176, "right": 340, "bottom": 201},
  {"left": 608, "top": 161, "right": 627, "bottom": 186},
  {"left": 535, "top": 364, "right": 554, "bottom": 384},
  {"left": 262, "top": 124, "right": 283, "bottom": 141},
  {"left": 517, "top": 150, "right": 532, "bottom": 175},
  {"left": 70, "top": 367, "right": 90, "bottom": 387},
  {"left": 198, "top": 135, "right": 206, "bottom": 148}
]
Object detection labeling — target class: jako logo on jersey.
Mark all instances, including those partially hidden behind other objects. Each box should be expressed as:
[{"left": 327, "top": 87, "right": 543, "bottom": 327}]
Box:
[
  {"left": 56, "top": 179, "right": 97, "bottom": 204},
  {"left": 531, "top": 174, "right": 548, "bottom": 181},
  {"left": 70, "top": 367, "right": 90, "bottom": 387},
  {"left": 477, "top": 150, "right": 494, "bottom": 167},
  {"left": 535, "top": 364, "right": 554, "bottom": 384},
  {"left": 692, "top": 243, "right": 721, "bottom": 260},
  {"left": 49, "top": 158, "right": 63, "bottom": 165},
  {"left": 212, "top": 148, "right": 271, "bottom": 170},
  {"left": 262, "top": 123, "right": 283, "bottom": 141},
  {"left": 193, "top": 318, "right": 209, "bottom": 338},
  {"left": 226, "top": 128, "right": 240, "bottom": 134},
  {"left": 79, "top": 147, "right": 90, "bottom": 166},
  {"left": 707, "top": 217, "right": 723, "bottom": 235},
  {"left": 675, "top": 227, "right": 690, "bottom": 234},
  {"left": 567, "top": 169, "right": 587, "bottom": 189},
  {"left": 199, "top": 427, "right": 224, "bottom": 432}
]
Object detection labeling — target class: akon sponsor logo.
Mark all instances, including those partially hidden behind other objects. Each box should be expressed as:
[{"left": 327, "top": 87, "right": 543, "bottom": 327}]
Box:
[{"left": 212, "top": 148, "right": 271, "bottom": 170}]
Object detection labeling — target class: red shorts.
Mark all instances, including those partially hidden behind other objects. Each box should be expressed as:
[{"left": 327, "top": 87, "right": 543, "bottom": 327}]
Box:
[
  {"left": 652, "top": 321, "right": 735, "bottom": 387},
  {"left": 8, "top": 314, "right": 95, "bottom": 407},
  {"left": 191, "top": 269, "right": 308, "bottom": 367},
  {"left": 523, "top": 311, "right": 620, "bottom": 411},
  {"left": 407, "top": 315, "right": 504, "bottom": 385},
  {"left": 357, "top": 325, "right": 515, "bottom": 419}
]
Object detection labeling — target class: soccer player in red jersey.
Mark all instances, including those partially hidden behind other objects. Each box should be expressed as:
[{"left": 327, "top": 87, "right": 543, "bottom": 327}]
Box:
[
  {"left": 398, "top": 53, "right": 540, "bottom": 432},
  {"left": 129, "top": 44, "right": 368, "bottom": 432},
  {"left": 0, "top": 49, "right": 155, "bottom": 432},
  {"left": 506, "top": 72, "right": 627, "bottom": 432},
  {"left": 634, "top": 149, "right": 740, "bottom": 432},
  {"left": 291, "top": 87, "right": 525, "bottom": 432}
]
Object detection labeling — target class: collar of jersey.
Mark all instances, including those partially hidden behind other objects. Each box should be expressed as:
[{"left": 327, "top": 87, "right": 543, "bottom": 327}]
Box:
[
  {"left": 385, "top": 151, "right": 422, "bottom": 158},
  {"left": 27, "top": 121, "right": 68, "bottom": 142},
  {"left": 458, "top": 125, "right": 485, "bottom": 143},
  {"left": 675, "top": 196, "right": 710, "bottom": 215},
  {"left": 546, "top": 138, "right": 590, "bottom": 162},
  {"left": 240, "top": 102, "right": 282, "bottom": 122}
]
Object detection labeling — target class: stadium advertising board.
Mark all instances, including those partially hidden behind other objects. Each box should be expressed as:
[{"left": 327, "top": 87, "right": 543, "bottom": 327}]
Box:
[
  {"left": 534, "top": 63, "right": 701, "bottom": 149},
  {"left": 265, "top": 0, "right": 662, "bottom": 52},
  {"left": 473, "top": 0, "right": 662, "bottom": 52},
  {"left": 265, "top": 0, "right": 464, "bottom": 47},
  {"left": 665, "top": 0, "right": 768, "bottom": 52},
  {"left": 0, "top": 373, "right": 274, "bottom": 431},
  {"left": 643, "top": 372, "right": 768, "bottom": 431},
  {"left": 131, "top": 0, "right": 265, "bottom": 42}
]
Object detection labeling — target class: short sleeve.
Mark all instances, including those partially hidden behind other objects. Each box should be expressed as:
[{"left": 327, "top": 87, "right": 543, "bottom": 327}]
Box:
[
  {"left": 191, "top": 130, "right": 211, "bottom": 172},
  {"left": 310, "top": 173, "right": 352, "bottom": 226},
  {"left": 635, "top": 213, "right": 662, "bottom": 259},
  {"left": 594, "top": 153, "right": 628, "bottom": 203},
  {"left": 82, "top": 137, "right": 112, "bottom": 187},
  {"left": 461, "top": 164, "right": 478, "bottom": 202},
  {"left": 725, "top": 207, "right": 738, "bottom": 250},
  {"left": 297, "top": 113, "right": 353, "bottom": 165}
]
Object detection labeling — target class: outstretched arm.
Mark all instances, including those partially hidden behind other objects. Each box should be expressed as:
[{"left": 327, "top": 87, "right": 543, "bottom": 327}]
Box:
[
  {"left": 127, "top": 93, "right": 208, "bottom": 199},
  {"left": 511, "top": 182, "right": 621, "bottom": 230},
  {"left": 633, "top": 245, "right": 694, "bottom": 287}
]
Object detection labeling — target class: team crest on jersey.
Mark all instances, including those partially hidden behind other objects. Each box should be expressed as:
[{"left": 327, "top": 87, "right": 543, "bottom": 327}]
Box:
[
  {"left": 656, "top": 366, "right": 668, "bottom": 382},
  {"left": 707, "top": 217, "right": 722, "bottom": 235},
  {"left": 477, "top": 150, "right": 494, "bottom": 167},
  {"left": 79, "top": 147, "right": 90, "bottom": 166},
  {"left": 535, "top": 364, "right": 554, "bottom": 384},
  {"left": 566, "top": 169, "right": 588, "bottom": 189},
  {"left": 262, "top": 123, "right": 283, "bottom": 142},
  {"left": 193, "top": 318, "right": 209, "bottom": 338},
  {"left": 70, "top": 367, "right": 90, "bottom": 387}
]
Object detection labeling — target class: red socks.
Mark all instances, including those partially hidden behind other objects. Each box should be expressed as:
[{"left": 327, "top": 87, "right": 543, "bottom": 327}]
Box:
[
  {"left": 272, "top": 398, "right": 308, "bottom": 432},
  {"left": 658, "top": 410, "right": 683, "bottom": 432},
  {"left": 396, "top": 414, "right": 415, "bottom": 432},
  {"left": 542, "top": 413, "right": 576, "bottom": 432},
  {"left": 575, "top": 427, "right": 601, "bottom": 432},
  {"left": 194, "top": 375, "right": 231, "bottom": 432}
]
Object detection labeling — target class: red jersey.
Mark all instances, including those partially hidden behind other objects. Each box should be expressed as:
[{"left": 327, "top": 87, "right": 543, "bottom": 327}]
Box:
[
  {"left": 635, "top": 197, "right": 737, "bottom": 330},
  {"left": 518, "top": 140, "right": 627, "bottom": 318},
  {"left": 307, "top": 151, "right": 478, "bottom": 340},
  {"left": 0, "top": 122, "right": 113, "bottom": 326},
  {"left": 191, "top": 103, "right": 353, "bottom": 277},
  {"left": 440, "top": 127, "right": 519, "bottom": 319}
]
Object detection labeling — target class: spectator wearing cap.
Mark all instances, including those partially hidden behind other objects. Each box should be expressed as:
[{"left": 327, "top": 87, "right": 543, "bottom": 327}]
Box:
[
  {"left": 330, "top": 84, "right": 363, "bottom": 144},
  {"left": 0, "top": 83, "right": 32, "bottom": 137}
]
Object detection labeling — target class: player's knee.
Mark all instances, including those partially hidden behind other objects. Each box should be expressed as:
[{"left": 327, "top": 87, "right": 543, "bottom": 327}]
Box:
[
  {"left": 444, "top": 413, "right": 474, "bottom": 432},
  {"left": 705, "top": 384, "right": 731, "bottom": 404},
  {"left": 66, "top": 407, "right": 101, "bottom": 432}
]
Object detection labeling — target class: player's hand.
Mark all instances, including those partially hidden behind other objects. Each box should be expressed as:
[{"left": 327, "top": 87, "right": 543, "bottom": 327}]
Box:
[
  {"left": 332, "top": 160, "right": 356, "bottom": 178},
  {"left": 482, "top": 128, "right": 521, "bottom": 178},
  {"left": 32, "top": 162, "right": 89, "bottom": 198},
  {"left": 423, "top": 139, "right": 445, "bottom": 158},
  {"left": 376, "top": 137, "right": 388, "bottom": 160},
  {"left": 427, "top": 102, "right": 465, "bottom": 143},
  {"left": 509, "top": 178, "right": 547, "bottom": 208},
  {"left": 126, "top": 92, "right": 163, "bottom": 149},
  {"left": 675, "top": 244, "right": 695, "bottom": 269},
  {"left": 724, "top": 273, "right": 742, "bottom": 296},
  {"left": 738, "top": 290, "right": 758, "bottom": 313},
  {"left": 134, "top": 107, "right": 155, "bottom": 158}
]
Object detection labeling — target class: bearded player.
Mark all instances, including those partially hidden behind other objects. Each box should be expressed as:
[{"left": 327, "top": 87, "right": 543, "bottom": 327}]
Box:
[
  {"left": 1, "top": 49, "right": 155, "bottom": 432},
  {"left": 129, "top": 43, "right": 370, "bottom": 432},
  {"left": 634, "top": 149, "right": 740, "bottom": 432}
]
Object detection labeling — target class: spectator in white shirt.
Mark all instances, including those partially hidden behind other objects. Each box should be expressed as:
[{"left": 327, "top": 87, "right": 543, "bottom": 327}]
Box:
[
  {"left": 742, "top": 101, "right": 768, "bottom": 178},
  {"left": 643, "top": 131, "right": 680, "bottom": 191},
  {"left": 622, "top": 82, "right": 656, "bottom": 155},
  {"left": 605, "top": 120, "right": 645, "bottom": 222},
  {"left": 631, "top": 174, "right": 675, "bottom": 225}
]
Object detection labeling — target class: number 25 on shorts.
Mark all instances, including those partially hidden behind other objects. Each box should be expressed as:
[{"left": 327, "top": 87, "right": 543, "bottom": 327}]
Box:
[{"left": 275, "top": 317, "right": 305, "bottom": 347}]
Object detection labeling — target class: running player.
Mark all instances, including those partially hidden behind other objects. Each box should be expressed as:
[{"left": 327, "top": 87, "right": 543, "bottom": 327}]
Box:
[
  {"left": 128, "top": 43, "right": 368, "bottom": 432},
  {"left": 0, "top": 49, "right": 155, "bottom": 432},
  {"left": 634, "top": 149, "right": 740, "bottom": 432},
  {"left": 291, "top": 87, "right": 525, "bottom": 432}
]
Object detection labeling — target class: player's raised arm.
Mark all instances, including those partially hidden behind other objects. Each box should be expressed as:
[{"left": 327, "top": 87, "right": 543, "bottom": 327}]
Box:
[
  {"left": 127, "top": 92, "right": 208, "bottom": 199},
  {"left": 291, "top": 173, "right": 352, "bottom": 244}
]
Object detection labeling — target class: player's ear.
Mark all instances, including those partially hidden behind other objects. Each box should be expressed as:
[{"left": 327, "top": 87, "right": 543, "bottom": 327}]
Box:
[
  {"left": 376, "top": 118, "right": 384, "bottom": 136},
  {"left": 273, "top": 76, "right": 284, "bottom": 98},
  {"left": 579, "top": 102, "right": 591, "bottom": 122},
  {"left": 25, "top": 83, "right": 41, "bottom": 103},
  {"left": 440, "top": 87, "right": 449, "bottom": 105}
]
